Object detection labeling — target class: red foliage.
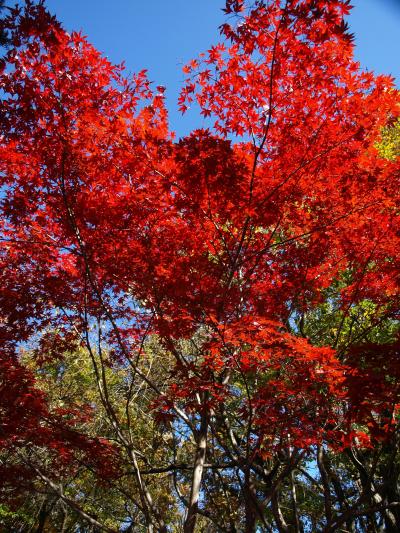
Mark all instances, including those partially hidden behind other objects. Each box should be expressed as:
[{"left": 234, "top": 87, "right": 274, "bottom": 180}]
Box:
[
  {"left": 345, "top": 341, "right": 400, "bottom": 443},
  {"left": 0, "top": 0, "right": 399, "bottom": 494},
  {"left": 0, "top": 353, "right": 118, "bottom": 500}
]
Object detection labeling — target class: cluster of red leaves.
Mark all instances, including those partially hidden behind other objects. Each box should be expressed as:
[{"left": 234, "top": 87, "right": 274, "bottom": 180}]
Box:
[
  {"left": 0, "top": 353, "right": 119, "bottom": 500},
  {"left": 344, "top": 340, "right": 400, "bottom": 443},
  {"left": 220, "top": 319, "right": 346, "bottom": 447},
  {"left": 0, "top": 0, "right": 399, "bottom": 484},
  {"left": 158, "top": 318, "right": 347, "bottom": 449}
]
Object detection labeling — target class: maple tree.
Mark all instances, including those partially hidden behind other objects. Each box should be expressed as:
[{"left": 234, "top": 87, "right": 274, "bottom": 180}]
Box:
[{"left": 0, "top": 0, "right": 400, "bottom": 530}]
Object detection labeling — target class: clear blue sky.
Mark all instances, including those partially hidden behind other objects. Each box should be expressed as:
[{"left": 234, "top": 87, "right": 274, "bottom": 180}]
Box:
[{"left": 35, "top": 1, "right": 400, "bottom": 137}]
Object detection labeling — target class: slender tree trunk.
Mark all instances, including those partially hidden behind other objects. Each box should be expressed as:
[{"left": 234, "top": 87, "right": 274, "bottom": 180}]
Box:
[
  {"left": 184, "top": 410, "right": 209, "bottom": 533},
  {"left": 244, "top": 468, "right": 257, "bottom": 533},
  {"left": 272, "top": 489, "right": 289, "bottom": 533},
  {"left": 290, "top": 469, "right": 302, "bottom": 533},
  {"left": 60, "top": 503, "right": 69, "bottom": 533},
  {"left": 35, "top": 498, "right": 49, "bottom": 533}
]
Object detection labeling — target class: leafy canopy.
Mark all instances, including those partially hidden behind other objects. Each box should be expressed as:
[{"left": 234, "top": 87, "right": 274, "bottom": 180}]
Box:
[{"left": 0, "top": 0, "right": 399, "bottom": 531}]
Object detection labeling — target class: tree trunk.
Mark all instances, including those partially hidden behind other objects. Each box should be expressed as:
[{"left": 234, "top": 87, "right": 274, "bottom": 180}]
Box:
[{"left": 184, "top": 410, "right": 209, "bottom": 533}]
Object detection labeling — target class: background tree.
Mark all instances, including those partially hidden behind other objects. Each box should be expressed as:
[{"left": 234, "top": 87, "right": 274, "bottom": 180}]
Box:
[{"left": 378, "top": 114, "right": 400, "bottom": 161}]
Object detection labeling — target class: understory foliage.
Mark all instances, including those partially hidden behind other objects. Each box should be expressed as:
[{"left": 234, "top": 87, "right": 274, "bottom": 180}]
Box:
[{"left": 0, "top": 0, "right": 400, "bottom": 531}]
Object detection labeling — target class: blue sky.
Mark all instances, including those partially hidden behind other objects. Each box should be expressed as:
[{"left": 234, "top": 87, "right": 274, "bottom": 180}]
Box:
[{"left": 40, "top": 1, "right": 400, "bottom": 137}]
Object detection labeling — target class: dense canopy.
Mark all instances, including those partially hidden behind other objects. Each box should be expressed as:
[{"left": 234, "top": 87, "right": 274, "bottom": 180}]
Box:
[{"left": 0, "top": 1, "right": 399, "bottom": 531}]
